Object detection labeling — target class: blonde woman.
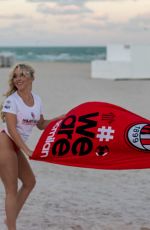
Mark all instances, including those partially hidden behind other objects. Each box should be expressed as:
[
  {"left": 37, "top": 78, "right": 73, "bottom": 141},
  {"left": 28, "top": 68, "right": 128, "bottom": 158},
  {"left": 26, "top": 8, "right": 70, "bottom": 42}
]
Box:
[{"left": 0, "top": 64, "right": 63, "bottom": 230}]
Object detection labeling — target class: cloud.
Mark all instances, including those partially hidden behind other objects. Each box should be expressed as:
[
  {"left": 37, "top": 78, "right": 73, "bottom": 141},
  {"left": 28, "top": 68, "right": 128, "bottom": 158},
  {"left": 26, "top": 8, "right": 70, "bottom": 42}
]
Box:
[
  {"left": 124, "top": 13, "right": 150, "bottom": 31},
  {"left": 27, "top": 0, "right": 139, "bottom": 3},
  {"left": 0, "top": 14, "right": 26, "bottom": 20},
  {"left": 80, "top": 12, "right": 150, "bottom": 32},
  {"left": 27, "top": 0, "right": 91, "bottom": 16},
  {"left": 26, "top": 0, "right": 141, "bottom": 16},
  {"left": 27, "top": 0, "right": 87, "bottom": 5},
  {"left": 26, "top": 0, "right": 142, "bottom": 17},
  {"left": 36, "top": 3, "right": 92, "bottom": 15}
]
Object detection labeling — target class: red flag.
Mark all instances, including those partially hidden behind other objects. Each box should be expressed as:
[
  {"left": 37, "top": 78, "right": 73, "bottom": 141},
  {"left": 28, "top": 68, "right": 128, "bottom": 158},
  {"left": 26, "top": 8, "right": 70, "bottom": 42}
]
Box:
[{"left": 30, "top": 102, "right": 150, "bottom": 170}]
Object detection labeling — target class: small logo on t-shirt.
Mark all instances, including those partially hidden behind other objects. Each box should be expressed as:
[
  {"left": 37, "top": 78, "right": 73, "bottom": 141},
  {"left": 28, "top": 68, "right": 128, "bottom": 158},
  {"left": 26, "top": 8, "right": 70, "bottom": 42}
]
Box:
[
  {"left": 4, "top": 100, "right": 11, "bottom": 109},
  {"left": 4, "top": 105, "right": 11, "bottom": 109},
  {"left": 6, "top": 100, "right": 11, "bottom": 104},
  {"left": 22, "top": 112, "right": 37, "bottom": 125},
  {"left": 31, "top": 112, "right": 35, "bottom": 119}
]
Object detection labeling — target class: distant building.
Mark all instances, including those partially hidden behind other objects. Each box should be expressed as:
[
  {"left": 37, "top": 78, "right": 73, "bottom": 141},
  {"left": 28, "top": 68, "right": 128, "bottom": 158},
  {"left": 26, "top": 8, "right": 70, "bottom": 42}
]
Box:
[
  {"left": 91, "top": 44, "right": 150, "bottom": 79},
  {"left": 0, "top": 52, "right": 15, "bottom": 68}
]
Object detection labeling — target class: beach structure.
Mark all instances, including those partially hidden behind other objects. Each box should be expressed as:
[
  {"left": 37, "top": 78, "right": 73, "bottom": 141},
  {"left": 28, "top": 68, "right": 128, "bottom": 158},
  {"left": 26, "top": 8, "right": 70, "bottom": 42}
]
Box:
[
  {"left": 91, "top": 44, "right": 150, "bottom": 79},
  {"left": 0, "top": 52, "right": 15, "bottom": 67}
]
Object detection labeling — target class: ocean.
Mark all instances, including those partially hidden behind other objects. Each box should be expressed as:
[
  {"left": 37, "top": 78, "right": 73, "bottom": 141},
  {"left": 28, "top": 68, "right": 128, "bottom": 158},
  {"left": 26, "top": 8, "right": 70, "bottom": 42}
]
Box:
[{"left": 0, "top": 46, "right": 106, "bottom": 63}]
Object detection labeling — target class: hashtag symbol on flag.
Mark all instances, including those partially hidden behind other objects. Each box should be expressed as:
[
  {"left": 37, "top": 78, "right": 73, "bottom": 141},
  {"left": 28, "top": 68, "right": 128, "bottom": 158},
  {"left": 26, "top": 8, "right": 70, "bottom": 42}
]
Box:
[{"left": 96, "top": 126, "right": 115, "bottom": 142}]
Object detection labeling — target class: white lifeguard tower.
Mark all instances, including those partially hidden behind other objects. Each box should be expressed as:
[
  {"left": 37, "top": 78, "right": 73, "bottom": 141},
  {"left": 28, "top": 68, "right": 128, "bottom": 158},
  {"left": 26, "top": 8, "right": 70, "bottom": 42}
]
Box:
[{"left": 91, "top": 44, "right": 150, "bottom": 79}]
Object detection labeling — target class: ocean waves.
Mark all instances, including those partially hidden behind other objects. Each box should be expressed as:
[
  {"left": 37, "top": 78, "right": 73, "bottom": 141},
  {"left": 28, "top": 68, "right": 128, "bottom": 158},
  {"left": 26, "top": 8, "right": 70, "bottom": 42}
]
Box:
[{"left": 0, "top": 46, "right": 106, "bottom": 63}]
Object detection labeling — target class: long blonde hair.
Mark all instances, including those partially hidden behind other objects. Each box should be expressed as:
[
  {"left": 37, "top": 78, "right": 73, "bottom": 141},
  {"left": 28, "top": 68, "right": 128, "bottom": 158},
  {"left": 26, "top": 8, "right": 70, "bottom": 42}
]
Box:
[{"left": 0, "top": 63, "right": 35, "bottom": 122}]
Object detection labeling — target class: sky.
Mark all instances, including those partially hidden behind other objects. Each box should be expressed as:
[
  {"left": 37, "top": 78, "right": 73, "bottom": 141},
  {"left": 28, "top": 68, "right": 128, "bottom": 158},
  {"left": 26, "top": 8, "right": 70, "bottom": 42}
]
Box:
[{"left": 0, "top": 0, "right": 150, "bottom": 46}]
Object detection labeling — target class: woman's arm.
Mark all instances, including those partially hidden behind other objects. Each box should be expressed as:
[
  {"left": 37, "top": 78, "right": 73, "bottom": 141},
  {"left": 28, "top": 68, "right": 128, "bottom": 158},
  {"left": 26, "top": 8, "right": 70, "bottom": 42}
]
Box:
[
  {"left": 5, "top": 113, "right": 32, "bottom": 156},
  {"left": 36, "top": 114, "right": 65, "bottom": 130}
]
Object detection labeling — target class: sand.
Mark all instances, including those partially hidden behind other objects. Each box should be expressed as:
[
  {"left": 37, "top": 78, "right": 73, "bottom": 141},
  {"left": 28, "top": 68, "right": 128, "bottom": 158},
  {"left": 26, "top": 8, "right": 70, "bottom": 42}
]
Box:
[{"left": 0, "top": 61, "right": 150, "bottom": 230}]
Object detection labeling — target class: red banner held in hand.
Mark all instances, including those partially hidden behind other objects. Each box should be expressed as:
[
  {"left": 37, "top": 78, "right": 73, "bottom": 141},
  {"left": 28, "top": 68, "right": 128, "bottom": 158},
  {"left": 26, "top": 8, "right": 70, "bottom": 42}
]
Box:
[{"left": 30, "top": 102, "right": 150, "bottom": 170}]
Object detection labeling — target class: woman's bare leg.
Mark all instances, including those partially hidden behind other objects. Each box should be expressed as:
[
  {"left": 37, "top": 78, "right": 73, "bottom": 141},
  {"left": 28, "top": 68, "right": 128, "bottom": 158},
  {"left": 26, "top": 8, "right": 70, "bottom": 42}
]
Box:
[
  {"left": 0, "top": 132, "right": 36, "bottom": 227},
  {"left": 15, "top": 151, "right": 36, "bottom": 218},
  {"left": 0, "top": 132, "right": 18, "bottom": 230}
]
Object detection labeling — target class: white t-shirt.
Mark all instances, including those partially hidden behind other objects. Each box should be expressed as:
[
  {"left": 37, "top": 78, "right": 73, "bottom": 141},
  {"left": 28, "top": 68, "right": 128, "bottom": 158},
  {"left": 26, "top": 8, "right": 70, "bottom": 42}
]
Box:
[{"left": 2, "top": 91, "right": 43, "bottom": 142}]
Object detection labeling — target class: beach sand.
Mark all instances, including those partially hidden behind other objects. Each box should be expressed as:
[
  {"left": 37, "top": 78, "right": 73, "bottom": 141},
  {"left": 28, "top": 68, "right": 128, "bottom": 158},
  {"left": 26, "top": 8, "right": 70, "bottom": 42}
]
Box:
[{"left": 0, "top": 61, "right": 150, "bottom": 230}]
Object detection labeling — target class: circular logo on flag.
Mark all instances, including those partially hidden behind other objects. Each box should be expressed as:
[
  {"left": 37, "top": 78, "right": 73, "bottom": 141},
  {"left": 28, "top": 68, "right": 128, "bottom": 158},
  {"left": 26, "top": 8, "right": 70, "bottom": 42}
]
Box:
[{"left": 127, "top": 123, "right": 150, "bottom": 151}]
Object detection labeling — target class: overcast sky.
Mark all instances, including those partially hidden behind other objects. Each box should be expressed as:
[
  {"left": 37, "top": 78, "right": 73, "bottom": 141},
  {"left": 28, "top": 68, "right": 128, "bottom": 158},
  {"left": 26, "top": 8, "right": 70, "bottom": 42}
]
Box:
[{"left": 0, "top": 0, "right": 149, "bottom": 46}]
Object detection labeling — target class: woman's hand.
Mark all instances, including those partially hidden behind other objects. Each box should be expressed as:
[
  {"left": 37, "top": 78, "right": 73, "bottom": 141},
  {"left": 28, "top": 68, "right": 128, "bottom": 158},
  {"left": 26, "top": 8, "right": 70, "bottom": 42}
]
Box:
[{"left": 37, "top": 114, "right": 66, "bottom": 130}]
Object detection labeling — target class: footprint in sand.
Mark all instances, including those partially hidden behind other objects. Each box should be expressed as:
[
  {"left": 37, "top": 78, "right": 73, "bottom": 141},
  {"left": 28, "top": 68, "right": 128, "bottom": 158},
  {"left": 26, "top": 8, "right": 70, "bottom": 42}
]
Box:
[
  {"left": 140, "top": 228, "right": 150, "bottom": 230},
  {"left": 71, "top": 225, "right": 83, "bottom": 230}
]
